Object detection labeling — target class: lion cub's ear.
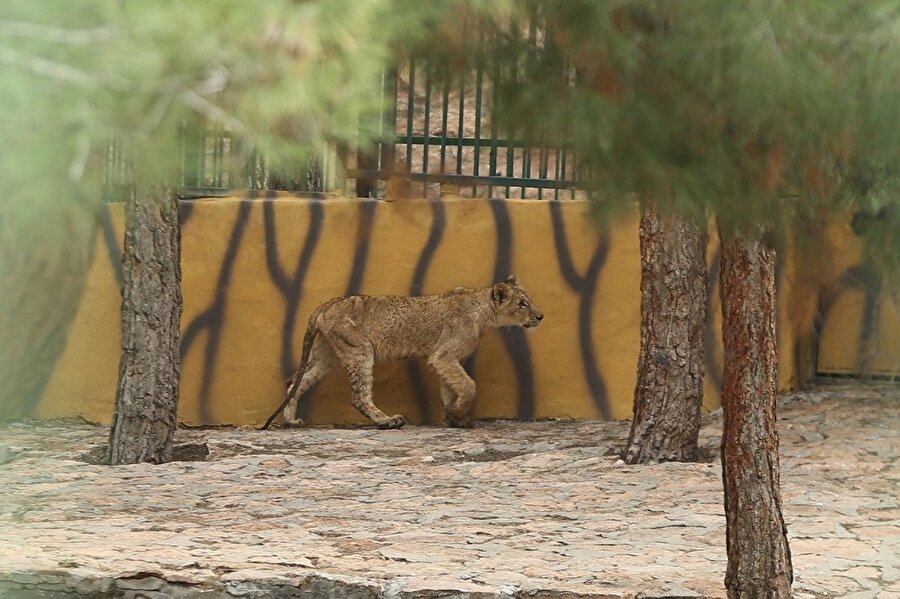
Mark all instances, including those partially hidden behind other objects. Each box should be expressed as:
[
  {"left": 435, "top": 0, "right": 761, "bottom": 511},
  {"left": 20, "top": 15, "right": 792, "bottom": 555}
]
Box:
[
  {"left": 492, "top": 282, "right": 512, "bottom": 305},
  {"left": 505, "top": 273, "right": 519, "bottom": 286}
]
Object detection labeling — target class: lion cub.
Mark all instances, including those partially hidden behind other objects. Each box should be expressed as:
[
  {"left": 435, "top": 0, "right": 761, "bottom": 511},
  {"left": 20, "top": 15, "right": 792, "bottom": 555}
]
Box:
[{"left": 265, "top": 275, "right": 543, "bottom": 430}]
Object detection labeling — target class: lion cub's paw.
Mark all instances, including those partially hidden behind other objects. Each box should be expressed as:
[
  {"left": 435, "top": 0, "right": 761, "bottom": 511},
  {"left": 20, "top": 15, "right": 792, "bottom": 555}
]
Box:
[
  {"left": 282, "top": 417, "right": 306, "bottom": 429},
  {"left": 379, "top": 414, "right": 408, "bottom": 430},
  {"left": 445, "top": 415, "right": 473, "bottom": 429}
]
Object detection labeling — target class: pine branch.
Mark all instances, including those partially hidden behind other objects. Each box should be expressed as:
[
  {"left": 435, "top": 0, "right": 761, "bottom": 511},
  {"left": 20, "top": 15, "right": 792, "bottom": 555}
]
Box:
[
  {"left": 0, "top": 46, "right": 95, "bottom": 87},
  {"left": 0, "top": 20, "right": 117, "bottom": 44},
  {"left": 178, "top": 88, "right": 253, "bottom": 140}
]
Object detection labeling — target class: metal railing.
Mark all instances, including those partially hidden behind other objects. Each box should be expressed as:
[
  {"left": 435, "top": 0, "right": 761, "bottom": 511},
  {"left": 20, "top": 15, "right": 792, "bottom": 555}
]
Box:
[
  {"left": 178, "top": 126, "right": 329, "bottom": 198},
  {"left": 350, "top": 61, "right": 582, "bottom": 200},
  {"left": 104, "top": 61, "right": 584, "bottom": 200}
]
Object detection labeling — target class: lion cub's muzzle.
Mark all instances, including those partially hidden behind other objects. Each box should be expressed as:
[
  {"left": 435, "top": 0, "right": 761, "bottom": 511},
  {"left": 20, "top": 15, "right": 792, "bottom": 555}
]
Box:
[{"left": 524, "top": 311, "right": 544, "bottom": 328}]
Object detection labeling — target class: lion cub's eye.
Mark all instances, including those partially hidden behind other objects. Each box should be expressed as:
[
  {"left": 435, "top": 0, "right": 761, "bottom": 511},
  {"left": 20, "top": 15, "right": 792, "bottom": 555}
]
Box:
[{"left": 517, "top": 300, "right": 527, "bottom": 309}]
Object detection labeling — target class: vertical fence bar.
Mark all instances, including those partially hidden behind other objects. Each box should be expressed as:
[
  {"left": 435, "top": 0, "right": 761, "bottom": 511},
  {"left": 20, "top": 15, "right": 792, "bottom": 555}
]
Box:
[
  {"left": 103, "top": 138, "right": 112, "bottom": 201},
  {"left": 227, "top": 135, "right": 235, "bottom": 189},
  {"left": 521, "top": 143, "right": 530, "bottom": 199},
  {"left": 118, "top": 139, "right": 126, "bottom": 192},
  {"left": 187, "top": 130, "right": 195, "bottom": 187},
  {"left": 381, "top": 68, "right": 398, "bottom": 177},
  {"left": 246, "top": 148, "right": 254, "bottom": 190},
  {"left": 213, "top": 125, "right": 220, "bottom": 188},
  {"left": 215, "top": 125, "right": 224, "bottom": 188},
  {"left": 115, "top": 138, "right": 122, "bottom": 199},
  {"left": 473, "top": 60, "right": 484, "bottom": 196},
  {"left": 522, "top": 11, "right": 539, "bottom": 199},
  {"left": 377, "top": 68, "right": 386, "bottom": 171},
  {"left": 538, "top": 143, "right": 548, "bottom": 199},
  {"left": 560, "top": 146, "right": 568, "bottom": 184},
  {"left": 554, "top": 147, "right": 561, "bottom": 200},
  {"left": 570, "top": 151, "right": 577, "bottom": 199},
  {"left": 118, "top": 139, "right": 124, "bottom": 191},
  {"left": 505, "top": 16, "right": 520, "bottom": 198},
  {"left": 178, "top": 128, "right": 185, "bottom": 188},
  {"left": 210, "top": 126, "right": 217, "bottom": 188},
  {"left": 222, "top": 133, "right": 230, "bottom": 188},
  {"left": 103, "top": 138, "right": 109, "bottom": 192},
  {"left": 456, "top": 73, "right": 465, "bottom": 176},
  {"left": 505, "top": 137, "right": 514, "bottom": 198},
  {"left": 488, "top": 55, "right": 500, "bottom": 199},
  {"left": 229, "top": 134, "right": 236, "bottom": 188},
  {"left": 179, "top": 125, "right": 187, "bottom": 188},
  {"left": 440, "top": 66, "right": 450, "bottom": 175},
  {"left": 423, "top": 64, "right": 432, "bottom": 192},
  {"left": 196, "top": 126, "right": 206, "bottom": 187},
  {"left": 323, "top": 144, "right": 332, "bottom": 191},
  {"left": 406, "top": 58, "right": 415, "bottom": 173}
]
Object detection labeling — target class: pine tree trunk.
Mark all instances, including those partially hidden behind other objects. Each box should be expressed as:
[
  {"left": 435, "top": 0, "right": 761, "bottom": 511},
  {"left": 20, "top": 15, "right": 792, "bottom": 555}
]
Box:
[
  {"left": 624, "top": 203, "right": 708, "bottom": 463},
  {"left": 718, "top": 229, "right": 793, "bottom": 598},
  {"left": 108, "top": 188, "right": 183, "bottom": 465}
]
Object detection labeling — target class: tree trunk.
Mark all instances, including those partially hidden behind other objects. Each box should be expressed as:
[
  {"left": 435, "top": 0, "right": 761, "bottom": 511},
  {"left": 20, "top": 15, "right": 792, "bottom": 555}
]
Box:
[
  {"left": 107, "top": 188, "right": 182, "bottom": 465},
  {"left": 718, "top": 229, "right": 793, "bottom": 598},
  {"left": 624, "top": 202, "right": 708, "bottom": 463}
]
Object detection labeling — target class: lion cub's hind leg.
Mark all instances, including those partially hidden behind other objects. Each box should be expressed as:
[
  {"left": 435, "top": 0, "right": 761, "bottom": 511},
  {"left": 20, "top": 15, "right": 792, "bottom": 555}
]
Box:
[
  {"left": 332, "top": 340, "right": 407, "bottom": 429},
  {"left": 283, "top": 337, "right": 338, "bottom": 427}
]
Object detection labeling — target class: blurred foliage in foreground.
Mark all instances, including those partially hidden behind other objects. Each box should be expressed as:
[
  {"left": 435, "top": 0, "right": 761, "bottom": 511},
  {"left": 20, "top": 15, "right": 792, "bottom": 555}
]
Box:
[
  {"left": 413, "top": 2, "right": 900, "bottom": 265},
  {"left": 2, "top": 0, "right": 900, "bottom": 415},
  {"left": 0, "top": 0, "right": 431, "bottom": 416}
]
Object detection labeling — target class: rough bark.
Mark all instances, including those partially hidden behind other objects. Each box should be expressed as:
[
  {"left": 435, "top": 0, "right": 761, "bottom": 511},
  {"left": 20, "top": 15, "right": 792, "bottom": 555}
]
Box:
[
  {"left": 718, "top": 229, "right": 793, "bottom": 598},
  {"left": 107, "top": 188, "right": 182, "bottom": 465},
  {"left": 624, "top": 203, "right": 708, "bottom": 464}
]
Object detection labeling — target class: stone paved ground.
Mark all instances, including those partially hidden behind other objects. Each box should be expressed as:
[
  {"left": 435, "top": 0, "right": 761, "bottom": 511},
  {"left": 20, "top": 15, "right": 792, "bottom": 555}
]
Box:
[{"left": 0, "top": 384, "right": 897, "bottom": 598}]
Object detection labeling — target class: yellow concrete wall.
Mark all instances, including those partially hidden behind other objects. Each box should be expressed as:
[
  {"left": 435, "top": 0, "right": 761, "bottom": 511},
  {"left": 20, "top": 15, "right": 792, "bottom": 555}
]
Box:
[
  {"left": 815, "top": 220, "right": 900, "bottom": 378},
  {"left": 34, "top": 194, "right": 891, "bottom": 427}
]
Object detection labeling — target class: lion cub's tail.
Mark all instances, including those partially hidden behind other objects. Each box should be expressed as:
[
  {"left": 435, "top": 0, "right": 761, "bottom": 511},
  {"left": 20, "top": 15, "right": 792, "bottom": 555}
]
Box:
[{"left": 259, "top": 298, "right": 338, "bottom": 430}]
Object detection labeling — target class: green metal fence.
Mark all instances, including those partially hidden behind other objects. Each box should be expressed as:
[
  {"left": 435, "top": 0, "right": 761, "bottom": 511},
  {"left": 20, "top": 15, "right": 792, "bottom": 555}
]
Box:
[
  {"left": 178, "top": 125, "right": 328, "bottom": 198},
  {"left": 105, "top": 65, "right": 583, "bottom": 200},
  {"left": 351, "top": 61, "right": 581, "bottom": 200}
]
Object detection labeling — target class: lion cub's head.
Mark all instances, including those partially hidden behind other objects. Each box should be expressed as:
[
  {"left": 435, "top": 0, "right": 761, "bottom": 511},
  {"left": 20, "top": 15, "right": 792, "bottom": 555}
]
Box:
[{"left": 491, "top": 274, "right": 544, "bottom": 329}]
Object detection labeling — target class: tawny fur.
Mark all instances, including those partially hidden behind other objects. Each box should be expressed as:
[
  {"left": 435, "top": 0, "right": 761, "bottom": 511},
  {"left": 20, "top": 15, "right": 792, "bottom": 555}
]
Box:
[{"left": 264, "top": 275, "right": 543, "bottom": 430}]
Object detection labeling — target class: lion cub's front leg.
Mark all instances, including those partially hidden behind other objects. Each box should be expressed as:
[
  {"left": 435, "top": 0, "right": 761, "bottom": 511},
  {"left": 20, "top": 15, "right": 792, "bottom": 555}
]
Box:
[
  {"left": 439, "top": 380, "right": 470, "bottom": 428},
  {"left": 431, "top": 357, "right": 476, "bottom": 428}
]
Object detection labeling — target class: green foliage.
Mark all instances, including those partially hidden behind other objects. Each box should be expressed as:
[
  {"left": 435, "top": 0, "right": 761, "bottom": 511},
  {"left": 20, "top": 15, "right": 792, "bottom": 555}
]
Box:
[
  {"left": 418, "top": 0, "right": 900, "bottom": 256},
  {"left": 3, "top": 0, "right": 899, "bottom": 413},
  {"left": 0, "top": 0, "right": 432, "bottom": 414},
  {"left": 2, "top": 0, "right": 899, "bottom": 262},
  {"left": 1, "top": 0, "right": 432, "bottom": 200}
]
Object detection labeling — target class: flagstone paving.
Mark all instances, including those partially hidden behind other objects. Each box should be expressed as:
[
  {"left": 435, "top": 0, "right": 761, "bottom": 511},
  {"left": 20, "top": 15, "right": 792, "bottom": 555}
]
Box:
[{"left": 0, "top": 384, "right": 897, "bottom": 598}]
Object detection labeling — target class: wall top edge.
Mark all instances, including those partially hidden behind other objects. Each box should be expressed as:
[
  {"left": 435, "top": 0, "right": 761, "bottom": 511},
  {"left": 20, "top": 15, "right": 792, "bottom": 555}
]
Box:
[{"left": 178, "top": 194, "right": 592, "bottom": 206}]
